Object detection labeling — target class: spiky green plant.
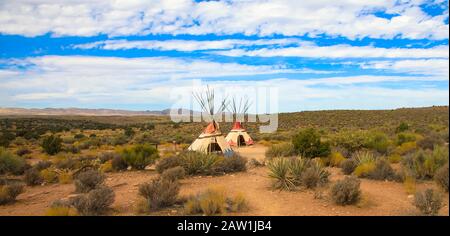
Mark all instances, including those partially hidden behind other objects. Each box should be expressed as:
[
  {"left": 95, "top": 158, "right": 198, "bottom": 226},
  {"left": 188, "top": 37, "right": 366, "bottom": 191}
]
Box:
[
  {"left": 352, "top": 151, "right": 376, "bottom": 165},
  {"left": 289, "top": 157, "right": 310, "bottom": 185},
  {"left": 267, "top": 158, "right": 295, "bottom": 191}
]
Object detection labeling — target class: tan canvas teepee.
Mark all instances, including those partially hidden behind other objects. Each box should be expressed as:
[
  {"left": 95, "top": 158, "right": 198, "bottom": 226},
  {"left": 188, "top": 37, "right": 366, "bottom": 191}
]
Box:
[
  {"left": 226, "top": 121, "right": 254, "bottom": 147},
  {"left": 188, "top": 86, "right": 233, "bottom": 155},
  {"left": 225, "top": 97, "right": 253, "bottom": 147}
]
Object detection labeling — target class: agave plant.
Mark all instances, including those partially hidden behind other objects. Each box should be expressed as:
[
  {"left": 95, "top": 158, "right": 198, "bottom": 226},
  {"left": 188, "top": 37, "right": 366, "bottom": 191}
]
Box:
[{"left": 267, "top": 158, "right": 295, "bottom": 191}]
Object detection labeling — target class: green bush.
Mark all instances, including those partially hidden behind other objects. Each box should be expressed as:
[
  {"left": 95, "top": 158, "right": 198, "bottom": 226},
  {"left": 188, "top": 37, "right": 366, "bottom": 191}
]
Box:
[
  {"left": 74, "top": 170, "right": 105, "bottom": 193},
  {"left": 265, "top": 142, "right": 295, "bottom": 159},
  {"left": 41, "top": 135, "right": 63, "bottom": 155},
  {"left": 434, "top": 163, "right": 448, "bottom": 192},
  {"left": 161, "top": 166, "right": 185, "bottom": 182},
  {"left": 331, "top": 176, "right": 361, "bottom": 205},
  {"left": 417, "top": 133, "right": 444, "bottom": 150},
  {"left": 120, "top": 144, "right": 159, "bottom": 170},
  {"left": 396, "top": 122, "right": 409, "bottom": 133},
  {"left": 0, "top": 183, "right": 24, "bottom": 205},
  {"left": 71, "top": 186, "right": 115, "bottom": 216},
  {"left": 329, "top": 130, "right": 366, "bottom": 154},
  {"left": 414, "top": 189, "right": 442, "bottom": 216},
  {"left": 156, "top": 156, "right": 183, "bottom": 174},
  {"left": 363, "top": 131, "right": 390, "bottom": 154},
  {"left": 0, "top": 147, "right": 27, "bottom": 175},
  {"left": 292, "top": 128, "right": 331, "bottom": 158},
  {"left": 138, "top": 178, "right": 180, "bottom": 211}
]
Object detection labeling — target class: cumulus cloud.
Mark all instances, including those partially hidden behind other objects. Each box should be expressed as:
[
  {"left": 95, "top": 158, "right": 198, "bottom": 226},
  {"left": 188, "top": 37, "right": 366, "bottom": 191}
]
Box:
[{"left": 0, "top": 0, "right": 448, "bottom": 39}]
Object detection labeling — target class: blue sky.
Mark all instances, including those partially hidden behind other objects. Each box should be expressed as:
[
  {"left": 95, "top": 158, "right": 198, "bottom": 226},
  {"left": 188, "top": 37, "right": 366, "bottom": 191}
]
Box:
[{"left": 0, "top": 0, "right": 448, "bottom": 112}]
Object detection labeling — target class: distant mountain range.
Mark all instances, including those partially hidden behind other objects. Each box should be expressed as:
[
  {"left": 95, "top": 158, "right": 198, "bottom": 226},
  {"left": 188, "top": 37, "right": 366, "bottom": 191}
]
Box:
[{"left": 0, "top": 107, "right": 193, "bottom": 116}]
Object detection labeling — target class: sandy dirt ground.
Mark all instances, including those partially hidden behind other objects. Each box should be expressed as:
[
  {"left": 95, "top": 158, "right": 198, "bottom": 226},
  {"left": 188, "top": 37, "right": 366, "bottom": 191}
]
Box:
[{"left": 1, "top": 144, "right": 448, "bottom": 216}]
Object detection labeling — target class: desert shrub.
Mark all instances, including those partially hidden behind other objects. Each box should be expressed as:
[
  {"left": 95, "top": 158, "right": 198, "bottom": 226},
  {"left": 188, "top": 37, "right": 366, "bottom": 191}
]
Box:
[
  {"left": 402, "top": 146, "right": 449, "bottom": 179},
  {"left": 331, "top": 176, "right": 361, "bottom": 205},
  {"left": 434, "top": 163, "right": 449, "bottom": 192},
  {"left": 99, "top": 161, "right": 113, "bottom": 173},
  {"left": 179, "top": 151, "right": 221, "bottom": 175},
  {"left": 58, "top": 170, "right": 73, "bottom": 184},
  {"left": 74, "top": 170, "right": 105, "bottom": 193},
  {"left": 124, "top": 127, "right": 135, "bottom": 137},
  {"left": 352, "top": 151, "right": 376, "bottom": 177},
  {"left": 155, "top": 156, "right": 183, "bottom": 174},
  {"left": 40, "top": 168, "right": 58, "bottom": 183},
  {"left": 229, "top": 193, "right": 249, "bottom": 212},
  {"left": 184, "top": 188, "right": 226, "bottom": 215},
  {"left": 414, "top": 189, "right": 442, "bottom": 216},
  {"left": 265, "top": 142, "right": 295, "bottom": 159},
  {"left": 367, "top": 158, "right": 397, "bottom": 181},
  {"left": 393, "top": 141, "right": 417, "bottom": 155},
  {"left": 340, "top": 158, "right": 357, "bottom": 175},
  {"left": 0, "top": 131, "right": 15, "bottom": 148},
  {"left": 329, "top": 152, "right": 345, "bottom": 167},
  {"left": 403, "top": 174, "right": 417, "bottom": 194},
  {"left": 396, "top": 122, "right": 409, "bottom": 133},
  {"left": 111, "top": 155, "right": 127, "bottom": 171},
  {"left": 24, "top": 168, "right": 43, "bottom": 186},
  {"left": 111, "top": 134, "right": 129, "bottom": 146},
  {"left": 34, "top": 160, "right": 52, "bottom": 171},
  {"left": 213, "top": 153, "right": 247, "bottom": 174},
  {"left": 292, "top": 128, "right": 331, "bottom": 158},
  {"left": 74, "top": 133, "right": 86, "bottom": 139},
  {"left": 301, "top": 161, "right": 330, "bottom": 188},
  {"left": 98, "top": 152, "right": 118, "bottom": 164},
  {"left": 417, "top": 133, "right": 444, "bottom": 150},
  {"left": 120, "top": 144, "right": 159, "bottom": 170},
  {"left": 138, "top": 178, "right": 180, "bottom": 211},
  {"left": 363, "top": 131, "right": 390, "bottom": 154},
  {"left": 55, "top": 157, "right": 80, "bottom": 170},
  {"left": 64, "top": 144, "right": 80, "bottom": 154},
  {"left": 0, "top": 183, "right": 24, "bottom": 205},
  {"left": 46, "top": 206, "right": 78, "bottom": 216},
  {"left": 71, "top": 186, "right": 115, "bottom": 216},
  {"left": 267, "top": 158, "right": 295, "bottom": 190},
  {"left": 388, "top": 154, "right": 401, "bottom": 163},
  {"left": 41, "top": 135, "right": 63, "bottom": 155},
  {"left": 0, "top": 148, "right": 26, "bottom": 175},
  {"left": 15, "top": 147, "right": 31, "bottom": 157},
  {"left": 161, "top": 166, "right": 185, "bottom": 182},
  {"left": 329, "top": 130, "right": 366, "bottom": 154},
  {"left": 396, "top": 132, "right": 417, "bottom": 145}
]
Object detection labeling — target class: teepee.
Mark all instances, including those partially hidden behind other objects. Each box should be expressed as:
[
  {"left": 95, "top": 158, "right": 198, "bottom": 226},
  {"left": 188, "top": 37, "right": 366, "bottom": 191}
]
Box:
[
  {"left": 225, "top": 97, "right": 254, "bottom": 147},
  {"left": 188, "top": 86, "right": 233, "bottom": 155}
]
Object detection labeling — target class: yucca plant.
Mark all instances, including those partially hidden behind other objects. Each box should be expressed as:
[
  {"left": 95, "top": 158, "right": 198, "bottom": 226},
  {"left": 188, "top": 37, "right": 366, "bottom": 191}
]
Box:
[
  {"left": 289, "top": 157, "right": 310, "bottom": 185},
  {"left": 352, "top": 151, "right": 376, "bottom": 165},
  {"left": 267, "top": 158, "right": 295, "bottom": 191}
]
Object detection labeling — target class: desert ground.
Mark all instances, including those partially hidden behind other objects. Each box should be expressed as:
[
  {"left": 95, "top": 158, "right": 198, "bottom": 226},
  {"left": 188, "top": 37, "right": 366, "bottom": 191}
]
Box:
[{"left": 1, "top": 144, "right": 448, "bottom": 216}]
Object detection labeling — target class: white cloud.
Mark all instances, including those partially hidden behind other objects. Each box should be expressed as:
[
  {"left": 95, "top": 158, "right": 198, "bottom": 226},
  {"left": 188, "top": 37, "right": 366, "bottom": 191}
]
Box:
[
  {"left": 0, "top": 0, "right": 447, "bottom": 39},
  {"left": 360, "top": 59, "right": 449, "bottom": 76},
  {"left": 72, "top": 38, "right": 303, "bottom": 51},
  {"left": 0, "top": 55, "right": 447, "bottom": 111},
  {"left": 210, "top": 44, "right": 449, "bottom": 58}
]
